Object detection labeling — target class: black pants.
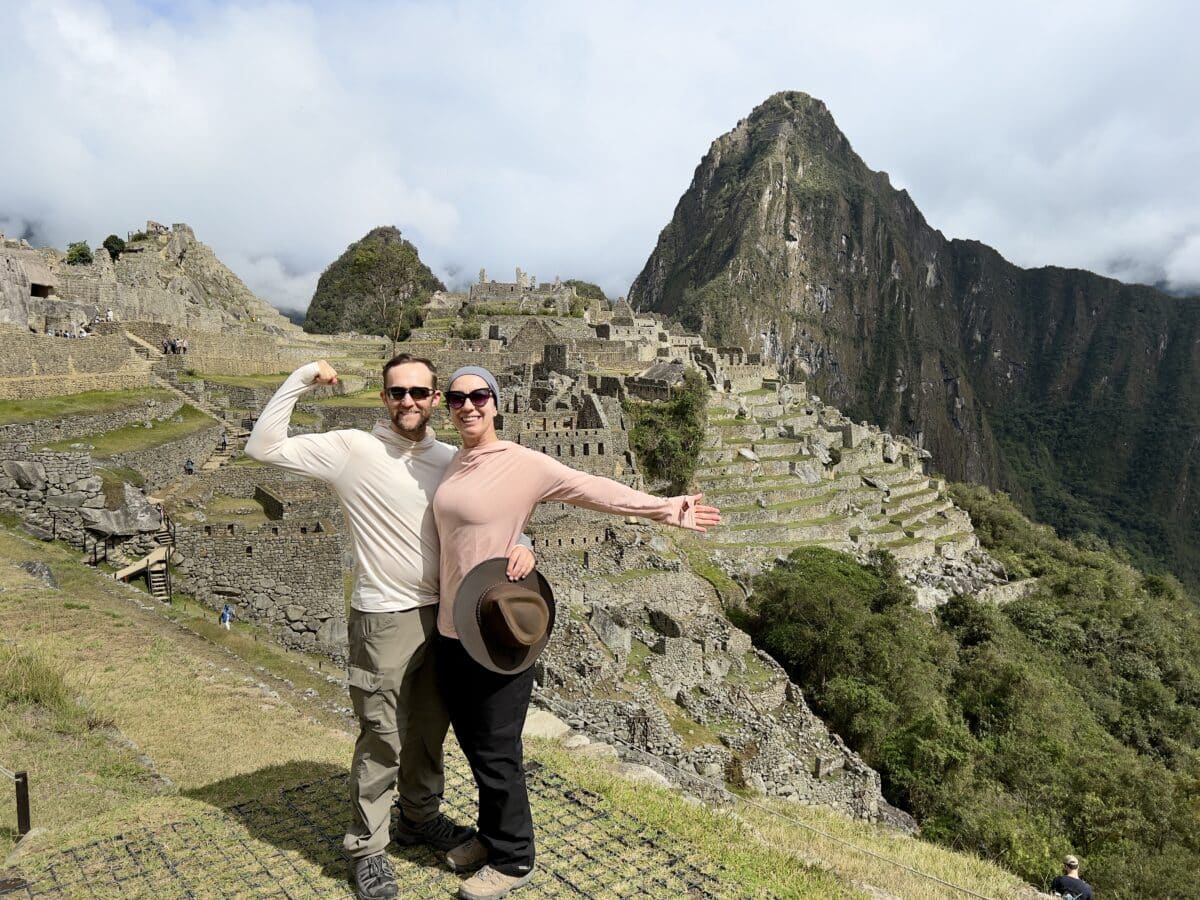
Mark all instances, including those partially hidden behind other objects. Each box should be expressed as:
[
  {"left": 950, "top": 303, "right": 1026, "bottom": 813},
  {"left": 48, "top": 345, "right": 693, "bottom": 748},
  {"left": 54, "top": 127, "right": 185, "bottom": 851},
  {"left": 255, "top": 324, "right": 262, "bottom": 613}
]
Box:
[{"left": 436, "top": 636, "right": 535, "bottom": 876}]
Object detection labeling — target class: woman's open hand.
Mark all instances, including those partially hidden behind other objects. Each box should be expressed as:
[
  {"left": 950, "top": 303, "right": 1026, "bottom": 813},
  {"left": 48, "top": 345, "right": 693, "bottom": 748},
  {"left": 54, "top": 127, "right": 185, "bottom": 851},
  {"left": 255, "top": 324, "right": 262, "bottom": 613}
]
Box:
[
  {"left": 674, "top": 493, "right": 721, "bottom": 533},
  {"left": 506, "top": 544, "right": 536, "bottom": 580}
]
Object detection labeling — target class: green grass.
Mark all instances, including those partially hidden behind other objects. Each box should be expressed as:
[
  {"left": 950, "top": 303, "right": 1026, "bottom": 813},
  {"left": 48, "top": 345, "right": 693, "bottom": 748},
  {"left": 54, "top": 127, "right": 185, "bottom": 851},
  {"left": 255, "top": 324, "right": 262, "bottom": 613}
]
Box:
[
  {"left": 679, "top": 541, "right": 742, "bottom": 605},
  {"left": 0, "top": 389, "right": 173, "bottom": 424},
  {"left": 311, "top": 389, "right": 383, "bottom": 407},
  {"left": 726, "top": 651, "right": 776, "bottom": 688},
  {"left": 290, "top": 410, "right": 320, "bottom": 426},
  {"left": 47, "top": 405, "right": 216, "bottom": 456},
  {"left": 0, "top": 525, "right": 1037, "bottom": 898},
  {"left": 199, "top": 495, "right": 270, "bottom": 525},
  {"left": 720, "top": 492, "right": 839, "bottom": 514},
  {"left": 190, "top": 373, "right": 290, "bottom": 389},
  {"left": 94, "top": 466, "right": 146, "bottom": 506},
  {"left": 728, "top": 513, "right": 843, "bottom": 531}
]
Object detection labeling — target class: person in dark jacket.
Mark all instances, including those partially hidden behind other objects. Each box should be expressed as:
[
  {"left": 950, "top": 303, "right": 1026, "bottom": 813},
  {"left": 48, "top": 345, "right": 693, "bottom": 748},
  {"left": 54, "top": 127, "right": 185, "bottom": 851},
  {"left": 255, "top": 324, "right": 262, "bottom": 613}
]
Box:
[{"left": 1051, "top": 855, "right": 1093, "bottom": 899}]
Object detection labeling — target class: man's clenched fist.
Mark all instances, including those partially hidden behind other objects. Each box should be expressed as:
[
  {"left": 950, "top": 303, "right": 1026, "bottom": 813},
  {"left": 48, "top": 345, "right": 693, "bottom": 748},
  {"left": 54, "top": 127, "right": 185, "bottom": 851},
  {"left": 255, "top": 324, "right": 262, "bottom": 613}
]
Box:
[{"left": 314, "top": 360, "right": 339, "bottom": 385}]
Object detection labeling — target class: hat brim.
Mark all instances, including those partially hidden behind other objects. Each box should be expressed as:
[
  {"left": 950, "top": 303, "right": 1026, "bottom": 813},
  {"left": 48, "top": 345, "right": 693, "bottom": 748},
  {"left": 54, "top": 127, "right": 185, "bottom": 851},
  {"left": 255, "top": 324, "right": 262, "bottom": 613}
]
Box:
[{"left": 454, "top": 558, "right": 556, "bottom": 675}]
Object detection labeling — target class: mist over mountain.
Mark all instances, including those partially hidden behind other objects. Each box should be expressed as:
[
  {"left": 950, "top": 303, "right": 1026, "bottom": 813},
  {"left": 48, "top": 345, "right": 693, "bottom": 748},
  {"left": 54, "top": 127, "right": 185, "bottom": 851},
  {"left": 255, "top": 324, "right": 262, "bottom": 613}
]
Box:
[{"left": 630, "top": 92, "right": 1200, "bottom": 588}]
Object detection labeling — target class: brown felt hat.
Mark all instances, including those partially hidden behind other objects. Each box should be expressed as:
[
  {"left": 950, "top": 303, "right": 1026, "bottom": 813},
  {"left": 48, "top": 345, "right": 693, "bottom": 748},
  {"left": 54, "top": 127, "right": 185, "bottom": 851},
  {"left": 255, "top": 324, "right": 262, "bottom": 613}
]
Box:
[{"left": 454, "top": 558, "right": 556, "bottom": 674}]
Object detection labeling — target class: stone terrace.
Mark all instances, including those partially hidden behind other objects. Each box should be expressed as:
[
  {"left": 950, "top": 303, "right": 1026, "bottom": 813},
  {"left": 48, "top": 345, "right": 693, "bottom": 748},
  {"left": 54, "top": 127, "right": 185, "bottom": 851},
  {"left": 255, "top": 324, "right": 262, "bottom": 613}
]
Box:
[{"left": 692, "top": 382, "right": 986, "bottom": 600}]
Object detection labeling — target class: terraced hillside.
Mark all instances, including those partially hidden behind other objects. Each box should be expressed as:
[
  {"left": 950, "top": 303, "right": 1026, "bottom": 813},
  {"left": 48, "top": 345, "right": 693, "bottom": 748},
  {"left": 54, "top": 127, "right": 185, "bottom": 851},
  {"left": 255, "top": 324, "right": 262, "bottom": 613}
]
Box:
[{"left": 694, "top": 380, "right": 985, "bottom": 597}]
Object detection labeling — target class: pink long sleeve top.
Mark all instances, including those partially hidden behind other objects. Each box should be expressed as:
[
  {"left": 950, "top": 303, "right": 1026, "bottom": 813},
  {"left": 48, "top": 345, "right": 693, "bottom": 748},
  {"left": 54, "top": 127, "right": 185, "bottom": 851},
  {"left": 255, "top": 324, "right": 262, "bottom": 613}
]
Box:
[{"left": 433, "top": 440, "right": 690, "bottom": 639}]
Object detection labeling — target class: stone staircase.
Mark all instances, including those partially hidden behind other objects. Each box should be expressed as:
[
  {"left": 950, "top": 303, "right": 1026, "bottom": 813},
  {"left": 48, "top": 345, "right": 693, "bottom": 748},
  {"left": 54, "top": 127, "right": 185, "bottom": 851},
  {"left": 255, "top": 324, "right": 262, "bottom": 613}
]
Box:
[
  {"left": 693, "top": 383, "right": 977, "bottom": 569},
  {"left": 200, "top": 439, "right": 236, "bottom": 472}
]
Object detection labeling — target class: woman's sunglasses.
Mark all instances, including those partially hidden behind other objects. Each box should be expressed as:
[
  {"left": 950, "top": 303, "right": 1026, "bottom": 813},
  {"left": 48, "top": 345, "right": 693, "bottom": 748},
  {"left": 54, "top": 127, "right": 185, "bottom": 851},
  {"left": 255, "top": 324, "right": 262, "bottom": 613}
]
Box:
[
  {"left": 384, "top": 386, "right": 434, "bottom": 401},
  {"left": 445, "top": 388, "right": 494, "bottom": 409}
]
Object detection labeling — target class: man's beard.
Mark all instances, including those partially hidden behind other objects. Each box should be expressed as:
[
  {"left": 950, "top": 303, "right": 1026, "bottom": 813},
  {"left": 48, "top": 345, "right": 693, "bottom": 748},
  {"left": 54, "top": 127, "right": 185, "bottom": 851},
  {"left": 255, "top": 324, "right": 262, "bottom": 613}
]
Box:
[{"left": 390, "top": 406, "right": 431, "bottom": 436}]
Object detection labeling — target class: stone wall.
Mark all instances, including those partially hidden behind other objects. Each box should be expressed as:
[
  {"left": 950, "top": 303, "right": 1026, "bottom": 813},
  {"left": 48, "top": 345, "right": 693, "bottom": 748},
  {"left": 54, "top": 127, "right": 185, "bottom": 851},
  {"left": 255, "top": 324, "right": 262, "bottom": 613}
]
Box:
[
  {"left": 124, "top": 322, "right": 310, "bottom": 376},
  {"left": 104, "top": 422, "right": 224, "bottom": 489},
  {"left": 0, "top": 447, "right": 103, "bottom": 547},
  {"left": 174, "top": 522, "right": 347, "bottom": 661},
  {"left": 0, "top": 397, "right": 182, "bottom": 446},
  {"left": 254, "top": 481, "right": 341, "bottom": 522},
  {"left": 0, "top": 332, "right": 151, "bottom": 399},
  {"left": 307, "top": 404, "right": 382, "bottom": 432},
  {"left": 517, "top": 428, "right": 627, "bottom": 477}
]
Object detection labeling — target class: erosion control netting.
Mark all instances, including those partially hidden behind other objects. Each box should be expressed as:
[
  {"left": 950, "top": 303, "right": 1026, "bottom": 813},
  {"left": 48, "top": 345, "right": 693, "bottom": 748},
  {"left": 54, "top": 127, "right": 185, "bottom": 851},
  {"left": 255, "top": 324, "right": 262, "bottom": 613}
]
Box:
[{"left": 0, "top": 762, "right": 733, "bottom": 898}]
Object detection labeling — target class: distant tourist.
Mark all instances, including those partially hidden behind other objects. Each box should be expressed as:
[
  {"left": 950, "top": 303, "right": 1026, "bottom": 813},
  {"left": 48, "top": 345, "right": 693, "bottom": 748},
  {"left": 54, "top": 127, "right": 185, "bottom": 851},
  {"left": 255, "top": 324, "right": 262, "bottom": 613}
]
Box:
[
  {"left": 219, "top": 432, "right": 229, "bottom": 452},
  {"left": 105, "top": 306, "right": 113, "bottom": 322},
  {"left": 245, "top": 354, "right": 533, "bottom": 900},
  {"left": 1052, "top": 855, "right": 1093, "bottom": 900},
  {"left": 181, "top": 337, "right": 188, "bottom": 353},
  {"left": 219, "top": 603, "right": 234, "bottom": 630},
  {"left": 183, "top": 458, "right": 194, "bottom": 476}
]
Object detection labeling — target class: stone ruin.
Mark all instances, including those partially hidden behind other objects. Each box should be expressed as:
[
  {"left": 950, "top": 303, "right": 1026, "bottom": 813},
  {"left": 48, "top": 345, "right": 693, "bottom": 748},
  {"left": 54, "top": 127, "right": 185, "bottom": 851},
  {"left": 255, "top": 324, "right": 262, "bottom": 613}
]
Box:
[{"left": 0, "top": 272, "right": 1017, "bottom": 827}]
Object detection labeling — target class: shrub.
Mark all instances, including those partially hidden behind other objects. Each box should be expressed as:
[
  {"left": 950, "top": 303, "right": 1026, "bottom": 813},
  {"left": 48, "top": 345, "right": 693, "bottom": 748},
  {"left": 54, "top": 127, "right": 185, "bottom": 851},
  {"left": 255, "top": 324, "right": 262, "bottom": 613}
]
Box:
[
  {"left": 102, "top": 234, "right": 126, "bottom": 261},
  {"left": 740, "top": 492, "right": 1200, "bottom": 897},
  {"left": 624, "top": 369, "right": 708, "bottom": 492},
  {"left": 66, "top": 241, "right": 93, "bottom": 265}
]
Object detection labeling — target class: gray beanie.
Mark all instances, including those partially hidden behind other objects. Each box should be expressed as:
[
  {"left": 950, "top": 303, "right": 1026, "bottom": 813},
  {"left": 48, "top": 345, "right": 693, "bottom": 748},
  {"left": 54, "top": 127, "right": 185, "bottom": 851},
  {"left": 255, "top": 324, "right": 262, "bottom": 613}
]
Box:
[{"left": 448, "top": 365, "right": 500, "bottom": 405}]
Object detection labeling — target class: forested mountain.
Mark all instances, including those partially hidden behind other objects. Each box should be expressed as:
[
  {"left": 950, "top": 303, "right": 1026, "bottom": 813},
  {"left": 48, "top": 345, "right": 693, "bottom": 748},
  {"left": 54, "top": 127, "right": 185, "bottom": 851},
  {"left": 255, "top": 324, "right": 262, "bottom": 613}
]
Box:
[{"left": 304, "top": 226, "right": 444, "bottom": 339}]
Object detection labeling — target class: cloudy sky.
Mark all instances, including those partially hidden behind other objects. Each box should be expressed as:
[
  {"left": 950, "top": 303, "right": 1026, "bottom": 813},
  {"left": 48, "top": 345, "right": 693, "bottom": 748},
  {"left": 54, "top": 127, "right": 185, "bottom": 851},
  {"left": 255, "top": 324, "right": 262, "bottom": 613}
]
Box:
[{"left": 2, "top": 0, "right": 1197, "bottom": 312}]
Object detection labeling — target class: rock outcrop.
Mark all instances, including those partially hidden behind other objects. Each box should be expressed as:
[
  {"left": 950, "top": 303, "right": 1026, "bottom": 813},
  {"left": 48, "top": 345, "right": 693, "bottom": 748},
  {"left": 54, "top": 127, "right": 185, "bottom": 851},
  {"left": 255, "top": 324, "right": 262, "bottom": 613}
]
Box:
[{"left": 0, "top": 222, "right": 297, "bottom": 334}]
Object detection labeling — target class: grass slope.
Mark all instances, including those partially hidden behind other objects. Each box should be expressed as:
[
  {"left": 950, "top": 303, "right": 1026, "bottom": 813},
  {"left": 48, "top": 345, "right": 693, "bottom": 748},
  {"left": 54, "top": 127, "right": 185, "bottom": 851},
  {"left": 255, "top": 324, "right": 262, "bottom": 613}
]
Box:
[
  {"left": 0, "top": 389, "right": 173, "bottom": 425},
  {"left": 0, "top": 529, "right": 1034, "bottom": 897},
  {"left": 46, "top": 404, "right": 215, "bottom": 456}
]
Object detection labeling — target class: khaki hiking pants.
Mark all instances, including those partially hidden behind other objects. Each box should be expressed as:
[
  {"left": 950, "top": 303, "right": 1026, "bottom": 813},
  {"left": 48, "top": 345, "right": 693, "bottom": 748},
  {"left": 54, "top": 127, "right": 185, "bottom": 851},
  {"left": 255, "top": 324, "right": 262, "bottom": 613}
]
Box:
[{"left": 343, "top": 605, "right": 448, "bottom": 860}]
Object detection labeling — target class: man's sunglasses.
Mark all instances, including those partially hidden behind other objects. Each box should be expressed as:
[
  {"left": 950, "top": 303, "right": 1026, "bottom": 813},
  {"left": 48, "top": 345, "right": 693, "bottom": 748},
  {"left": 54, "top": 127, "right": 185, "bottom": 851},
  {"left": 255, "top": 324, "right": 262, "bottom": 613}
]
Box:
[
  {"left": 384, "top": 386, "right": 434, "bottom": 401},
  {"left": 445, "top": 388, "right": 494, "bottom": 409}
]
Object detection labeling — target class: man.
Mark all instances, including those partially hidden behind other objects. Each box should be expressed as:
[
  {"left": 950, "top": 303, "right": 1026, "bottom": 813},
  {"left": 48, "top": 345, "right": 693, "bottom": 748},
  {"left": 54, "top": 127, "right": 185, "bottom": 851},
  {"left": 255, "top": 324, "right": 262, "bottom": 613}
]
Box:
[
  {"left": 1051, "top": 854, "right": 1093, "bottom": 900},
  {"left": 245, "top": 354, "right": 533, "bottom": 900}
]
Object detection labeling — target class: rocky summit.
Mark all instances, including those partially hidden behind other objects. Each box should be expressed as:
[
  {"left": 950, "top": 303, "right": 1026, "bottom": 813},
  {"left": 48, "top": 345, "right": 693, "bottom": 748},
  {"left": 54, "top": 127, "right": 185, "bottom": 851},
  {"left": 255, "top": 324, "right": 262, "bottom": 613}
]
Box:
[{"left": 629, "top": 90, "right": 1200, "bottom": 590}]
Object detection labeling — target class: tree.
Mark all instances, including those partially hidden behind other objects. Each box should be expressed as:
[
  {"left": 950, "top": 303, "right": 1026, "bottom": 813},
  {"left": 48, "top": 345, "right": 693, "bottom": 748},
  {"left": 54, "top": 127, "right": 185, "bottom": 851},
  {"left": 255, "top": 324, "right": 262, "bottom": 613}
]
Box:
[
  {"left": 351, "top": 243, "right": 422, "bottom": 355},
  {"left": 66, "top": 241, "right": 93, "bottom": 265},
  {"left": 624, "top": 368, "right": 709, "bottom": 492},
  {"left": 564, "top": 279, "right": 607, "bottom": 301},
  {"left": 102, "top": 234, "right": 125, "bottom": 262}
]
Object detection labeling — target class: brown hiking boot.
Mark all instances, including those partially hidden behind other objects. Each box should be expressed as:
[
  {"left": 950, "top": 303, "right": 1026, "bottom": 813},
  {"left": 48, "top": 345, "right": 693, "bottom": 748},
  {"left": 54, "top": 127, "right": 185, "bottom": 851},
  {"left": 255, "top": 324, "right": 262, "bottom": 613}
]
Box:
[
  {"left": 457, "top": 864, "right": 534, "bottom": 900},
  {"left": 445, "top": 836, "right": 488, "bottom": 873}
]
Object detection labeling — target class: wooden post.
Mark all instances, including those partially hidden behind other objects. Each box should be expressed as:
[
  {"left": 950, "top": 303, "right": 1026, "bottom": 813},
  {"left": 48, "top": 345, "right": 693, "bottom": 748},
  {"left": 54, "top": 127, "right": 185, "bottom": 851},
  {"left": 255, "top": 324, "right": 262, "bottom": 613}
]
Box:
[{"left": 15, "top": 771, "right": 30, "bottom": 837}]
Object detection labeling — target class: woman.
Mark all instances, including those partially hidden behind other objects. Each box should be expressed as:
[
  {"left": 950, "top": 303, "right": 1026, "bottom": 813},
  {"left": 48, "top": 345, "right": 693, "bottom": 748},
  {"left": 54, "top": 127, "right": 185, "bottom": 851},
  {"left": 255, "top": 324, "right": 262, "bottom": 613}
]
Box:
[{"left": 432, "top": 365, "right": 720, "bottom": 900}]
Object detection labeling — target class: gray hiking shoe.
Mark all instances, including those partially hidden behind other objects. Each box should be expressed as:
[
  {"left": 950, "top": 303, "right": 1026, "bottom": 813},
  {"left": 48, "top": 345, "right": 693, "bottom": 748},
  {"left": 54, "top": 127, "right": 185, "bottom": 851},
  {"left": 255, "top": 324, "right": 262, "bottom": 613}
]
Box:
[
  {"left": 445, "top": 835, "right": 488, "bottom": 873},
  {"left": 457, "top": 864, "right": 534, "bottom": 900},
  {"left": 353, "top": 853, "right": 398, "bottom": 900},
  {"left": 392, "top": 810, "right": 475, "bottom": 851}
]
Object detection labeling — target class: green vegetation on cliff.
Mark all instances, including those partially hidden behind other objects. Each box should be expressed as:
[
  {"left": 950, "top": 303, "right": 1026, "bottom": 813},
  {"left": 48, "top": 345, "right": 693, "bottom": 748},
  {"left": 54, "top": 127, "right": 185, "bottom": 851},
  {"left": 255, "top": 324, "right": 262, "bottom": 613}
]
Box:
[
  {"left": 739, "top": 490, "right": 1200, "bottom": 898},
  {"left": 563, "top": 279, "right": 607, "bottom": 301},
  {"left": 624, "top": 369, "right": 708, "bottom": 492},
  {"left": 66, "top": 241, "right": 93, "bottom": 265},
  {"left": 303, "top": 226, "right": 445, "bottom": 341}
]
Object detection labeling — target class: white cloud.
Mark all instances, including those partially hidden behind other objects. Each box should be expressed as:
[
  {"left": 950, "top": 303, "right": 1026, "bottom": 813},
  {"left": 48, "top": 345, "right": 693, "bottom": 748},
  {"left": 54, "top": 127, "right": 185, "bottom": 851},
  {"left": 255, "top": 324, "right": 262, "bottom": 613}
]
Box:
[
  {"left": 1164, "top": 233, "right": 1200, "bottom": 290},
  {"left": 2, "top": 0, "right": 1198, "bottom": 306},
  {"left": 221, "top": 252, "right": 320, "bottom": 314}
]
